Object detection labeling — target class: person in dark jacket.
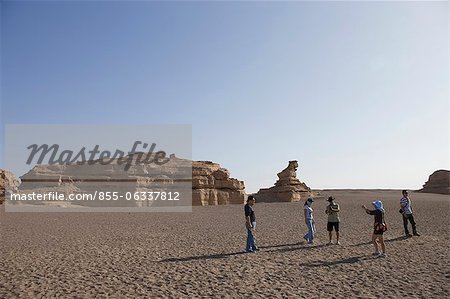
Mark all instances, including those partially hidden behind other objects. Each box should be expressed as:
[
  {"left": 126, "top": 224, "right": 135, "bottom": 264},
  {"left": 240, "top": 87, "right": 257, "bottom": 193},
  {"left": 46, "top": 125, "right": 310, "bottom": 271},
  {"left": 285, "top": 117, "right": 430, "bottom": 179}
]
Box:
[
  {"left": 362, "top": 200, "right": 387, "bottom": 258},
  {"left": 244, "top": 196, "right": 258, "bottom": 253}
]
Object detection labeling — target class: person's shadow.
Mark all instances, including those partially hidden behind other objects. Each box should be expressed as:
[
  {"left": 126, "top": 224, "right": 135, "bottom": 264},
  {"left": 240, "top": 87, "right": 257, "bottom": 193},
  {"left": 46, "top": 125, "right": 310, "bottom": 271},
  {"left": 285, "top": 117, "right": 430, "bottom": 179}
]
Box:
[
  {"left": 160, "top": 242, "right": 328, "bottom": 262},
  {"left": 351, "top": 235, "right": 409, "bottom": 247},
  {"left": 159, "top": 235, "right": 412, "bottom": 263},
  {"left": 299, "top": 256, "right": 368, "bottom": 268},
  {"left": 160, "top": 251, "right": 247, "bottom": 262},
  {"left": 258, "top": 242, "right": 303, "bottom": 250}
]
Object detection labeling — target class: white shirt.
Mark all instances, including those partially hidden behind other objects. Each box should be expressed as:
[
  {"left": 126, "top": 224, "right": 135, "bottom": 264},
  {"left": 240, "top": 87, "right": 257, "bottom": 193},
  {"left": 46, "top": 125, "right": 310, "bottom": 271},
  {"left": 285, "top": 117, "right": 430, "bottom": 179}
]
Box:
[
  {"left": 400, "top": 196, "right": 413, "bottom": 214},
  {"left": 304, "top": 205, "right": 313, "bottom": 220}
]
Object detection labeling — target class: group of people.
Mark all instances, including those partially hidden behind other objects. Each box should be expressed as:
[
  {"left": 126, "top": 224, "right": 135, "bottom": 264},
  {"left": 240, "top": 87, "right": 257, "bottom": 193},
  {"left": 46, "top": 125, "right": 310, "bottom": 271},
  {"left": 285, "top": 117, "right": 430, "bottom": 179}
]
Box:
[
  {"left": 244, "top": 190, "right": 420, "bottom": 257},
  {"left": 303, "top": 196, "right": 341, "bottom": 246}
]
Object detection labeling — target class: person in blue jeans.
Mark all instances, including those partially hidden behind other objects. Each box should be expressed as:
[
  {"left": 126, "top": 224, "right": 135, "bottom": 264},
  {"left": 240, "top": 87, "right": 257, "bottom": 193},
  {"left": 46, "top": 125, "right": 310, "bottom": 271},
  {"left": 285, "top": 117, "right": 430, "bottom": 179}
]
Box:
[
  {"left": 244, "top": 196, "right": 258, "bottom": 252},
  {"left": 303, "top": 197, "right": 315, "bottom": 244}
]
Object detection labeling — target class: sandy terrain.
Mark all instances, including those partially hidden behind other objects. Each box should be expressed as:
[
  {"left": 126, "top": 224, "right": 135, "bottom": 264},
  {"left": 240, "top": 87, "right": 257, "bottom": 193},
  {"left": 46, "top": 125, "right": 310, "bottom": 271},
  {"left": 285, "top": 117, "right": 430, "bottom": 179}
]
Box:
[{"left": 1, "top": 190, "right": 449, "bottom": 298}]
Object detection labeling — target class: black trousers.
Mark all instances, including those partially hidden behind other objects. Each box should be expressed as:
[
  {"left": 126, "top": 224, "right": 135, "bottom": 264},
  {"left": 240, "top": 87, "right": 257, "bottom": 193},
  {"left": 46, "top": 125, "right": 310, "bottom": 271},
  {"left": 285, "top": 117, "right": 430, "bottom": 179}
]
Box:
[{"left": 403, "top": 214, "right": 417, "bottom": 235}]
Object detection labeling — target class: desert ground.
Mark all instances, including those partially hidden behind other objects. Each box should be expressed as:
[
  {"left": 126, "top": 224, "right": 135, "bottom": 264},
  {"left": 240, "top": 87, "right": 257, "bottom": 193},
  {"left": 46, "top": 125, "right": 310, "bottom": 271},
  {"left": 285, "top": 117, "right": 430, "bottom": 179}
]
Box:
[{"left": 1, "top": 190, "right": 449, "bottom": 298}]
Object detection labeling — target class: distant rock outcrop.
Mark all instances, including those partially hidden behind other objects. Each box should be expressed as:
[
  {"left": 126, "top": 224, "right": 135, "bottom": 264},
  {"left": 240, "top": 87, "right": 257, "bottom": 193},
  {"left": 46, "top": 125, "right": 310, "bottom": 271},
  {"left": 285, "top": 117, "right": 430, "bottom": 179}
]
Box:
[
  {"left": 16, "top": 153, "right": 192, "bottom": 208},
  {"left": 0, "top": 169, "right": 20, "bottom": 204},
  {"left": 13, "top": 155, "right": 245, "bottom": 207},
  {"left": 255, "top": 161, "right": 310, "bottom": 202},
  {"left": 419, "top": 170, "right": 450, "bottom": 195},
  {"left": 192, "top": 161, "right": 246, "bottom": 205}
]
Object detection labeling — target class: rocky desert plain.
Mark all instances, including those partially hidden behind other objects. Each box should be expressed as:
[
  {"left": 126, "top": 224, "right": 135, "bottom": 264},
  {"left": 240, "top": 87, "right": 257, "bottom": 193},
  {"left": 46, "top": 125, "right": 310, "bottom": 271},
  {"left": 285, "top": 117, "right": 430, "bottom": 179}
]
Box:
[{"left": 0, "top": 163, "right": 449, "bottom": 298}]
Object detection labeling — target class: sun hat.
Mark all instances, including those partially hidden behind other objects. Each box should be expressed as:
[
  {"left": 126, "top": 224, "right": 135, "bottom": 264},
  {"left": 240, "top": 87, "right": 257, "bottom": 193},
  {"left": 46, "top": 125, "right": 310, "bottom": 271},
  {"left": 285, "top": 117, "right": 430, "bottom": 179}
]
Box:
[{"left": 372, "top": 200, "right": 385, "bottom": 212}]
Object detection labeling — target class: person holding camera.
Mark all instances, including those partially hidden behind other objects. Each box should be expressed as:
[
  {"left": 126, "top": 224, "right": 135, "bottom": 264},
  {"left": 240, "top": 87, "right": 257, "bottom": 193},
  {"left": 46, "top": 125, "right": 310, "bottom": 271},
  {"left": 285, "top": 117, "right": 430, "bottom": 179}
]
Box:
[
  {"left": 399, "top": 190, "right": 420, "bottom": 237},
  {"left": 325, "top": 196, "right": 340, "bottom": 245},
  {"left": 362, "top": 200, "right": 387, "bottom": 258}
]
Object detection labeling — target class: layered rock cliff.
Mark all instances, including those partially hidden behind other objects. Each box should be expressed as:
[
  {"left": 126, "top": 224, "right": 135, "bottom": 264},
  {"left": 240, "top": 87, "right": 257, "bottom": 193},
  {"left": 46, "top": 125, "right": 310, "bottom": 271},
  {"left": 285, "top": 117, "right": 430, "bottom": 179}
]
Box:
[
  {"left": 15, "top": 154, "right": 245, "bottom": 206},
  {"left": 0, "top": 169, "right": 20, "bottom": 204},
  {"left": 419, "top": 170, "right": 450, "bottom": 195},
  {"left": 192, "top": 161, "right": 245, "bottom": 205}
]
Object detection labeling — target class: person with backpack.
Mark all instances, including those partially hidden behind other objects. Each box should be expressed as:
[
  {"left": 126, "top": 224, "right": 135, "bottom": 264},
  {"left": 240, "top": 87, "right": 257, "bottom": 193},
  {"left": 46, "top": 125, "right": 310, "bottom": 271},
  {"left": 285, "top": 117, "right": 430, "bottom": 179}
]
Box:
[
  {"left": 325, "top": 196, "right": 340, "bottom": 245},
  {"left": 400, "top": 190, "right": 420, "bottom": 237},
  {"left": 362, "top": 200, "right": 387, "bottom": 258}
]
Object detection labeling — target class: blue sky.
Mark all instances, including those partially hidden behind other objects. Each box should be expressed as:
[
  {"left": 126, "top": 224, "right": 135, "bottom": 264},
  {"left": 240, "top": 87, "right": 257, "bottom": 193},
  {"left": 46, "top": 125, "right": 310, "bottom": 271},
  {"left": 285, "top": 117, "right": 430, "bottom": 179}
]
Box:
[{"left": 1, "top": 1, "right": 448, "bottom": 192}]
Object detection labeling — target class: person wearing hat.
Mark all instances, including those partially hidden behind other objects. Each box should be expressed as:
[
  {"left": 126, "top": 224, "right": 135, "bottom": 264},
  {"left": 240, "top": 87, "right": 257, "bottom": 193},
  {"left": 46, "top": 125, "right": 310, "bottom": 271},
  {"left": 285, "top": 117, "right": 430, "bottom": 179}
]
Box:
[
  {"left": 303, "top": 197, "right": 315, "bottom": 244},
  {"left": 362, "top": 200, "right": 387, "bottom": 258},
  {"left": 325, "top": 196, "right": 340, "bottom": 245}
]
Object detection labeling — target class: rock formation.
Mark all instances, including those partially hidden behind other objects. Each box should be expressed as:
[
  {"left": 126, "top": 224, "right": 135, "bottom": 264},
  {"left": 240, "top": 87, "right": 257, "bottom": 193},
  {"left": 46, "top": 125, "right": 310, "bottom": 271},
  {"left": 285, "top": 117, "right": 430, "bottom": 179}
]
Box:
[
  {"left": 0, "top": 169, "right": 20, "bottom": 204},
  {"left": 419, "top": 170, "right": 450, "bottom": 195},
  {"left": 16, "top": 153, "right": 186, "bottom": 208},
  {"left": 192, "top": 161, "right": 246, "bottom": 205},
  {"left": 14, "top": 154, "right": 245, "bottom": 207},
  {"left": 255, "top": 160, "right": 310, "bottom": 202}
]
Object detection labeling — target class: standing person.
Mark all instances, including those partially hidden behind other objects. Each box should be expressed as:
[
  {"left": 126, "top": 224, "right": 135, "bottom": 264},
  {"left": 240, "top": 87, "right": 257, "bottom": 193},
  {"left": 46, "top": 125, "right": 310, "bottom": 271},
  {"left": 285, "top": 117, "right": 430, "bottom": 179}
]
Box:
[
  {"left": 362, "top": 200, "right": 387, "bottom": 258},
  {"left": 303, "top": 197, "right": 315, "bottom": 244},
  {"left": 325, "top": 196, "right": 340, "bottom": 245},
  {"left": 244, "top": 196, "right": 258, "bottom": 253},
  {"left": 400, "top": 190, "right": 420, "bottom": 237}
]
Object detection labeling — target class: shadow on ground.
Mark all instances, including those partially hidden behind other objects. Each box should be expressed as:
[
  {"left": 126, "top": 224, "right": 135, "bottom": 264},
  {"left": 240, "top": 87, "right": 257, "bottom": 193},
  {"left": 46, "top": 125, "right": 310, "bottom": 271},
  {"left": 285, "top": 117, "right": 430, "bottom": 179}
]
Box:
[
  {"left": 160, "top": 236, "right": 412, "bottom": 263},
  {"left": 161, "top": 242, "right": 328, "bottom": 262},
  {"left": 299, "top": 256, "right": 369, "bottom": 268},
  {"left": 160, "top": 251, "right": 248, "bottom": 262},
  {"left": 351, "top": 235, "right": 410, "bottom": 247}
]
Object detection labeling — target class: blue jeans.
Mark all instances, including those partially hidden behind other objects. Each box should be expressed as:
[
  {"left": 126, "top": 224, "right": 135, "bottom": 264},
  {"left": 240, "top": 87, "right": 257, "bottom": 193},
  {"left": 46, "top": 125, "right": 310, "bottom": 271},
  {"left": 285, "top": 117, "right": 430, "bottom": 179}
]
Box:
[
  {"left": 246, "top": 221, "right": 257, "bottom": 251},
  {"left": 304, "top": 219, "right": 315, "bottom": 243}
]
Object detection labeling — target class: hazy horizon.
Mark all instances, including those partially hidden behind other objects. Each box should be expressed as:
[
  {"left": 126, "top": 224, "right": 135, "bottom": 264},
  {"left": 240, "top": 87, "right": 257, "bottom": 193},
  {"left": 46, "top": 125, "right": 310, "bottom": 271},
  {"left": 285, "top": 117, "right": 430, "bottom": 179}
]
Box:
[{"left": 1, "top": 1, "right": 448, "bottom": 192}]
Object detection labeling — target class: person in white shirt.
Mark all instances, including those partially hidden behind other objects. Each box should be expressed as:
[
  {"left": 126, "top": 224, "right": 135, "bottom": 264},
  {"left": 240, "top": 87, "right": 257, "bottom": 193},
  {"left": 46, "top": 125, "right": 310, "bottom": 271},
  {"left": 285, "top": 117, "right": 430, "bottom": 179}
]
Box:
[
  {"left": 400, "top": 190, "right": 420, "bottom": 237},
  {"left": 303, "top": 197, "right": 315, "bottom": 244}
]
